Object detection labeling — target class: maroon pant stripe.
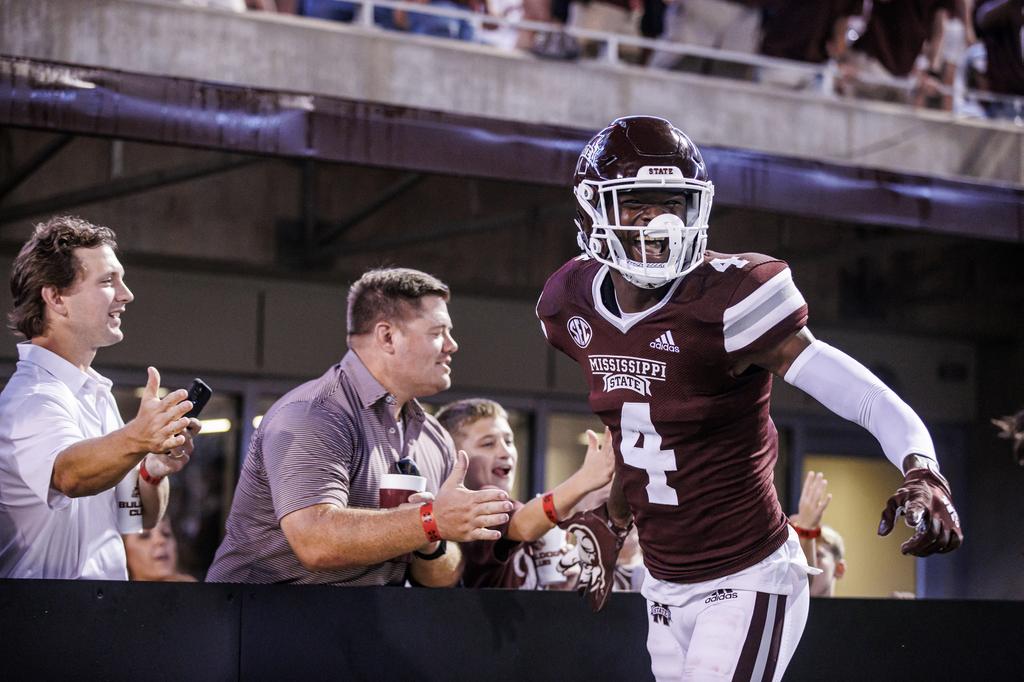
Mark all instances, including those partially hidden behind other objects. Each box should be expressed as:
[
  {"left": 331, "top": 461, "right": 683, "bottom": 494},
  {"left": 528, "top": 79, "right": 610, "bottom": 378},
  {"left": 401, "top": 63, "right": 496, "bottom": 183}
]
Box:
[
  {"left": 732, "top": 592, "right": 769, "bottom": 682},
  {"left": 760, "top": 594, "right": 787, "bottom": 682}
]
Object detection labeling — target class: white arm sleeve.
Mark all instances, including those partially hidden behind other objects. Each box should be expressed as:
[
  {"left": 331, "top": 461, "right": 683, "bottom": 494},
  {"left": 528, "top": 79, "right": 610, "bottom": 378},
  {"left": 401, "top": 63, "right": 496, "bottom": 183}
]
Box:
[{"left": 783, "top": 340, "right": 937, "bottom": 474}]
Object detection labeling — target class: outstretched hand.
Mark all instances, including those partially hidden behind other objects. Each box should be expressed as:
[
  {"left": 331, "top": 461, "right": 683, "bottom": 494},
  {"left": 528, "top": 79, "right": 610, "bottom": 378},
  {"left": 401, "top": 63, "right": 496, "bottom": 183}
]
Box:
[
  {"left": 992, "top": 410, "right": 1024, "bottom": 466},
  {"left": 125, "top": 367, "right": 194, "bottom": 456},
  {"left": 576, "top": 427, "right": 615, "bottom": 491},
  {"left": 432, "top": 450, "right": 512, "bottom": 542},
  {"left": 878, "top": 466, "right": 962, "bottom": 556},
  {"left": 791, "top": 470, "right": 831, "bottom": 530}
]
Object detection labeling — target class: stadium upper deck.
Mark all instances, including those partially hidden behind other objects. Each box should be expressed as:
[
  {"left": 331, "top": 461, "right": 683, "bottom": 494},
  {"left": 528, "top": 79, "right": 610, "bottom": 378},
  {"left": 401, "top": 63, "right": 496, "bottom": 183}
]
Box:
[{"left": 2, "top": 0, "right": 1023, "bottom": 191}]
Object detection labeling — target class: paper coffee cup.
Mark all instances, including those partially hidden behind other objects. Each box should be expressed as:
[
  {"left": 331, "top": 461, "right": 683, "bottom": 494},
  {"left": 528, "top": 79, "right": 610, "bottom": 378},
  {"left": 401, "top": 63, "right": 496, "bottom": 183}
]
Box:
[
  {"left": 115, "top": 468, "right": 143, "bottom": 534},
  {"left": 534, "top": 526, "right": 567, "bottom": 586},
  {"left": 379, "top": 473, "right": 427, "bottom": 509}
]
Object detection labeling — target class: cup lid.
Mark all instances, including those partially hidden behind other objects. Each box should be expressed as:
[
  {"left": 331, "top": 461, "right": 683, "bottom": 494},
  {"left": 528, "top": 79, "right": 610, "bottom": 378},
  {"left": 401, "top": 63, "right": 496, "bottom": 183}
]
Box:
[{"left": 379, "top": 473, "right": 427, "bottom": 492}]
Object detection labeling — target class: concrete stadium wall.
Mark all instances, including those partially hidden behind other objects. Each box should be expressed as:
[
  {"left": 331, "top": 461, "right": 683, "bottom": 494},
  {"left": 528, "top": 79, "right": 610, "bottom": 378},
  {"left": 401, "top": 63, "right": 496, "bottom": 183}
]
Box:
[{"left": 1, "top": 0, "right": 1023, "bottom": 187}]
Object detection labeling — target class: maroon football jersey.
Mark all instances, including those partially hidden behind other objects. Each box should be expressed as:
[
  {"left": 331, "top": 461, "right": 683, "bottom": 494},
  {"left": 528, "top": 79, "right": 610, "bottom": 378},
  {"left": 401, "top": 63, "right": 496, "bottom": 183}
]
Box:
[
  {"left": 537, "top": 251, "right": 808, "bottom": 583},
  {"left": 462, "top": 539, "right": 538, "bottom": 589},
  {"left": 462, "top": 501, "right": 534, "bottom": 589}
]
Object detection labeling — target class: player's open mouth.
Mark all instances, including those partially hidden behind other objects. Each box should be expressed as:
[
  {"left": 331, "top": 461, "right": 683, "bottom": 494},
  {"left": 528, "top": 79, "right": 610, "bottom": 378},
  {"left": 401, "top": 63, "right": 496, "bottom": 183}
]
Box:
[
  {"left": 492, "top": 465, "right": 512, "bottom": 478},
  {"left": 629, "top": 235, "right": 668, "bottom": 262}
]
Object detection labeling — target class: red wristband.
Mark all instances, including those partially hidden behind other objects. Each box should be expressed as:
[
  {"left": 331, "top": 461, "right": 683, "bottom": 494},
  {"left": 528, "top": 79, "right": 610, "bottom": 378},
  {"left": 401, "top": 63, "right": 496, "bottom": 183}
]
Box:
[
  {"left": 789, "top": 521, "right": 821, "bottom": 539},
  {"left": 420, "top": 501, "right": 442, "bottom": 543},
  {"left": 542, "top": 492, "right": 559, "bottom": 524},
  {"left": 138, "top": 461, "right": 164, "bottom": 486}
]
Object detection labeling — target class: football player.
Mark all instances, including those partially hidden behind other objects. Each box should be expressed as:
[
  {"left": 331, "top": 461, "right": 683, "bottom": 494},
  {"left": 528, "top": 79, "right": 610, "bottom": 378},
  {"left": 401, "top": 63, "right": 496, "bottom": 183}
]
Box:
[{"left": 537, "top": 116, "right": 963, "bottom": 681}]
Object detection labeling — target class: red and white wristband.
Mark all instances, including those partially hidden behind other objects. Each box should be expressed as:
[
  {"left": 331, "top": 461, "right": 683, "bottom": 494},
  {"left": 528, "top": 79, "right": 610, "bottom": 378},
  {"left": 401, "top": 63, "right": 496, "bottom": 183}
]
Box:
[
  {"left": 139, "top": 460, "right": 164, "bottom": 486},
  {"left": 419, "top": 501, "right": 442, "bottom": 543},
  {"left": 542, "top": 492, "right": 559, "bottom": 524}
]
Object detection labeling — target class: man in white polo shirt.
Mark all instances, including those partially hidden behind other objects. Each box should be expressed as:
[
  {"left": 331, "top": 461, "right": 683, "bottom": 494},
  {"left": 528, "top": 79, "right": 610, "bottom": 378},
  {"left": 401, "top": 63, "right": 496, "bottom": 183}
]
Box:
[{"left": 0, "top": 216, "right": 199, "bottom": 580}]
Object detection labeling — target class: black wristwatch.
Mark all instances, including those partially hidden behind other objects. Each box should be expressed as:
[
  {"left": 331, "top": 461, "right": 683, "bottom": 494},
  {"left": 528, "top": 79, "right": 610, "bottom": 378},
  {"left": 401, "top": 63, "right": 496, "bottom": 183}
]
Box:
[{"left": 413, "top": 540, "right": 447, "bottom": 561}]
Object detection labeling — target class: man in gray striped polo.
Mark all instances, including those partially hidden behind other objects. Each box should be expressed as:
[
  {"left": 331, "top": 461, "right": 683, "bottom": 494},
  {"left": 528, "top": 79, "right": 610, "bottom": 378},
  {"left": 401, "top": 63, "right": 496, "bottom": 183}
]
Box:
[{"left": 208, "top": 268, "right": 512, "bottom": 586}]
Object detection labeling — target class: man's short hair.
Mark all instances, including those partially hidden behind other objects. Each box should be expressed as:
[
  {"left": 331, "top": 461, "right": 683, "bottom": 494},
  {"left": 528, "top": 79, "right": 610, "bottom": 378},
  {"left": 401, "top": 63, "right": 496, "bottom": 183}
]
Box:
[
  {"left": 346, "top": 267, "right": 450, "bottom": 337},
  {"left": 8, "top": 216, "right": 118, "bottom": 339},
  {"left": 819, "top": 525, "right": 845, "bottom": 562},
  {"left": 436, "top": 398, "right": 508, "bottom": 438}
]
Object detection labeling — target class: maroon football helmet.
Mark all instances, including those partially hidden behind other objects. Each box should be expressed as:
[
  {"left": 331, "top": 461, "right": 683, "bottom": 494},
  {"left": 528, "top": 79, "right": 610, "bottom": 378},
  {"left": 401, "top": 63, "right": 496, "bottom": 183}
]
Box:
[{"left": 574, "top": 116, "right": 715, "bottom": 289}]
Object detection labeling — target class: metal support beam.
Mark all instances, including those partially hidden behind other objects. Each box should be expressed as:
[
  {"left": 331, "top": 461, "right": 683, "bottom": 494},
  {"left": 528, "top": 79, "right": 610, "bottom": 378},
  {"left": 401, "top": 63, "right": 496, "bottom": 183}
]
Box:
[
  {"left": 319, "top": 173, "right": 424, "bottom": 250},
  {"left": 0, "top": 134, "right": 73, "bottom": 202},
  {"left": 0, "top": 156, "right": 260, "bottom": 227}
]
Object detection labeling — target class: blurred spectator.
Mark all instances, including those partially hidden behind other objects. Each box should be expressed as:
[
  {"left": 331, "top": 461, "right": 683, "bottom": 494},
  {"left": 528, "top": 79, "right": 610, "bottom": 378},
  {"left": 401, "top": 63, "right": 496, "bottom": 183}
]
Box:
[
  {"left": 758, "top": 0, "right": 863, "bottom": 88},
  {"left": 248, "top": 0, "right": 295, "bottom": 8},
  {"left": 915, "top": 1, "right": 976, "bottom": 109},
  {"left": 508, "top": 0, "right": 562, "bottom": 50},
  {"left": 650, "top": 0, "right": 764, "bottom": 73},
  {"left": 531, "top": 0, "right": 581, "bottom": 60},
  {"left": 810, "top": 525, "right": 846, "bottom": 597},
  {"left": 843, "top": 0, "right": 955, "bottom": 101},
  {"left": 788, "top": 471, "right": 848, "bottom": 597},
  {"left": 402, "top": 0, "right": 478, "bottom": 41},
  {"left": 436, "top": 398, "right": 614, "bottom": 589},
  {"left": 992, "top": 406, "right": 1024, "bottom": 464},
  {"left": 788, "top": 472, "right": 832, "bottom": 572},
  {"left": 974, "top": 0, "right": 1024, "bottom": 116},
  {"left": 568, "top": 0, "right": 639, "bottom": 61},
  {"left": 478, "top": 0, "right": 527, "bottom": 50},
  {"left": 123, "top": 518, "right": 197, "bottom": 583},
  {"left": 297, "top": 0, "right": 397, "bottom": 31},
  {"left": 562, "top": 0, "right": 667, "bottom": 63},
  {"left": 174, "top": 0, "right": 246, "bottom": 9}
]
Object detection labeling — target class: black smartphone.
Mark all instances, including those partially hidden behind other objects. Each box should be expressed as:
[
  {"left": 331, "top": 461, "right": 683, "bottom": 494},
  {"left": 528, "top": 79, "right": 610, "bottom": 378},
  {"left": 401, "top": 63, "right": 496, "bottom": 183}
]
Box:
[
  {"left": 393, "top": 457, "right": 421, "bottom": 476},
  {"left": 184, "top": 378, "right": 213, "bottom": 419}
]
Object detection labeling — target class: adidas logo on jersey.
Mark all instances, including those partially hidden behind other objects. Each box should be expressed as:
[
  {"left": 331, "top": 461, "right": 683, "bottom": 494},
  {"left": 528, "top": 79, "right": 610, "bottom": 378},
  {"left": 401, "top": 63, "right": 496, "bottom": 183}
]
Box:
[
  {"left": 704, "top": 589, "right": 738, "bottom": 604},
  {"left": 649, "top": 330, "right": 680, "bottom": 353}
]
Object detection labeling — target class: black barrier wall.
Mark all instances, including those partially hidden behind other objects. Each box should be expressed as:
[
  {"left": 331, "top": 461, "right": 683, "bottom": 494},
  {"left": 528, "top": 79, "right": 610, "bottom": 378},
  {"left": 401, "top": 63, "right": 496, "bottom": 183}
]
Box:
[{"left": 1, "top": 580, "right": 1022, "bottom": 681}]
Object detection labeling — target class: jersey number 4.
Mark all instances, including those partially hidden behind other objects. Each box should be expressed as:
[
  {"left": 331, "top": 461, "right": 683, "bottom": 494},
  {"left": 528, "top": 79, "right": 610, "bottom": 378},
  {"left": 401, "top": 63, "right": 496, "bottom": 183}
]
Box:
[{"left": 620, "top": 402, "right": 678, "bottom": 505}]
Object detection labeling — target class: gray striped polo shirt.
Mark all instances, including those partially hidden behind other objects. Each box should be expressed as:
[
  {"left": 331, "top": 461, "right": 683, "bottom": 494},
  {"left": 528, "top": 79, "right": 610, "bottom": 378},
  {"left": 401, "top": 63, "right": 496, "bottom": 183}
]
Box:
[{"left": 206, "top": 351, "right": 455, "bottom": 585}]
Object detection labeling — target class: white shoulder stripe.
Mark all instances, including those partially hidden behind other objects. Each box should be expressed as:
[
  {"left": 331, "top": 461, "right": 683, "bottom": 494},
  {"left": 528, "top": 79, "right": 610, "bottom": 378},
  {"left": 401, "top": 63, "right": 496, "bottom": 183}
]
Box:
[
  {"left": 723, "top": 268, "right": 794, "bottom": 325},
  {"left": 724, "top": 288, "right": 805, "bottom": 352}
]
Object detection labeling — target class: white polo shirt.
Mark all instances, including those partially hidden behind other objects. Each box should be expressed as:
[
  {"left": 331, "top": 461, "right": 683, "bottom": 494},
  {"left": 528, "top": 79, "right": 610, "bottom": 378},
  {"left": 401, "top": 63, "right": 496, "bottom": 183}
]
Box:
[{"left": 0, "top": 343, "right": 128, "bottom": 580}]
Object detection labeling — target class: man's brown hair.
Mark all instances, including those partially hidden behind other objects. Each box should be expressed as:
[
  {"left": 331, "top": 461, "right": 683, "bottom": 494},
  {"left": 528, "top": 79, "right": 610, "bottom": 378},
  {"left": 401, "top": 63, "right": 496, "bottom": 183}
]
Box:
[
  {"left": 8, "top": 216, "right": 118, "bottom": 339},
  {"left": 346, "top": 267, "right": 450, "bottom": 337},
  {"left": 435, "top": 398, "right": 508, "bottom": 439}
]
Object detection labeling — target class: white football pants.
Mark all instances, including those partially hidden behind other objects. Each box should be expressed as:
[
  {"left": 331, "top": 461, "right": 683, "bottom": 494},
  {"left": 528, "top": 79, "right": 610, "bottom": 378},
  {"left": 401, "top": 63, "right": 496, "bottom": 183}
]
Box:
[{"left": 645, "top": 576, "right": 809, "bottom": 681}]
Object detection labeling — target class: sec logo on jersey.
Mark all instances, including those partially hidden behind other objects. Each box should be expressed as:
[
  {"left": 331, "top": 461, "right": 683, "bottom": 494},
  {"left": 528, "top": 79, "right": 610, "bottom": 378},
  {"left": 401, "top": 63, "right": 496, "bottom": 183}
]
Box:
[{"left": 567, "top": 316, "right": 593, "bottom": 348}]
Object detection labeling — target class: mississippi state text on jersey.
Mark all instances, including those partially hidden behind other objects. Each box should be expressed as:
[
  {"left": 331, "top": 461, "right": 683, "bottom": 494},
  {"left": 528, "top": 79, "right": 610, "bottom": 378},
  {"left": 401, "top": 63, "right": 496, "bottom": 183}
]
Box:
[{"left": 537, "top": 251, "right": 808, "bottom": 583}]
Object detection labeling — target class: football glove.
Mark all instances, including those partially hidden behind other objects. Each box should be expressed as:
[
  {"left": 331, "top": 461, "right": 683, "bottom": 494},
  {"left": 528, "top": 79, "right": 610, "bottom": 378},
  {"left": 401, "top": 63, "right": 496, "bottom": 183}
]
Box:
[
  {"left": 558, "top": 504, "right": 631, "bottom": 612},
  {"left": 878, "top": 466, "right": 963, "bottom": 556}
]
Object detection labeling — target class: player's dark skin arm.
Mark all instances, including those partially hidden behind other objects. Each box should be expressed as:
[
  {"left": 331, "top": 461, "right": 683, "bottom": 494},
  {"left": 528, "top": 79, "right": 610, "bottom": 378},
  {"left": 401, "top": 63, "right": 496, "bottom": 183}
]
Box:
[{"left": 607, "top": 471, "right": 632, "bottom": 528}]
